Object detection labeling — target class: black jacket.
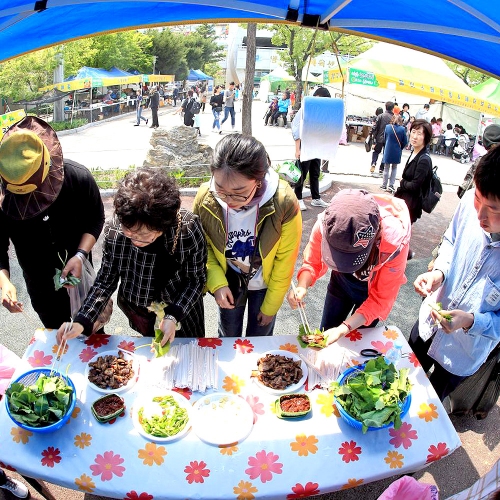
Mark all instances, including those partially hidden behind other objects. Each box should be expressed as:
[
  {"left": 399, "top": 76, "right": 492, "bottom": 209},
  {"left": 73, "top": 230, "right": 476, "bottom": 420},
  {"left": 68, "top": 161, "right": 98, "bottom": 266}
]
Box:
[{"left": 373, "top": 111, "right": 394, "bottom": 144}]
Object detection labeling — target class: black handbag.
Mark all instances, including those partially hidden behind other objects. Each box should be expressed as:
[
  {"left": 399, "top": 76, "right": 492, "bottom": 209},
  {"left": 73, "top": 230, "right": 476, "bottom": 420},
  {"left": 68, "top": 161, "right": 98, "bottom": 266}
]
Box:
[{"left": 364, "top": 134, "right": 373, "bottom": 152}]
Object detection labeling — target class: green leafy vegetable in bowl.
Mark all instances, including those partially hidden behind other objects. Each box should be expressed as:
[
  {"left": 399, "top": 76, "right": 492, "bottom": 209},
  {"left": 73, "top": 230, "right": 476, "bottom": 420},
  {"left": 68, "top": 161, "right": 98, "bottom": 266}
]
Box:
[
  {"left": 138, "top": 395, "right": 189, "bottom": 437},
  {"left": 330, "top": 357, "right": 412, "bottom": 433},
  {"left": 297, "top": 325, "right": 327, "bottom": 349},
  {"left": 6, "top": 374, "right": 74, "bottom": 427}
]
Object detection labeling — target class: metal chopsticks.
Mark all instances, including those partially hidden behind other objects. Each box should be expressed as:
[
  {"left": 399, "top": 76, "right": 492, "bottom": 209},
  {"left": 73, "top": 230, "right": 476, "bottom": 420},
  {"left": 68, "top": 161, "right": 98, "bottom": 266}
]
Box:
[
  {"left": 291, "top": 281, "right": 312, "bottom": 334},
  {"left": 50, "top": 318, "right": 73, "bottom": 376}
]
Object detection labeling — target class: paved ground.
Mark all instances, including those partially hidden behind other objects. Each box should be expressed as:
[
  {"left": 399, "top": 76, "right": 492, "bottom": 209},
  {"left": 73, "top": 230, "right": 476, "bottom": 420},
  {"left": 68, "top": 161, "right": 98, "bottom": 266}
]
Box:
[{"left": 1, "top": 102, "right": 498, "bottom": 500}]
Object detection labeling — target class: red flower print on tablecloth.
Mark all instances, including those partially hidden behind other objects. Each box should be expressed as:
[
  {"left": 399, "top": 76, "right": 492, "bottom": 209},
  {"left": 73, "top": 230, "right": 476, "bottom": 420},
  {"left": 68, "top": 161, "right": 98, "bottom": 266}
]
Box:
[
  {"left": 279, "top": 343, "right": 298, "bottom": 353},
  {"left": 383, "top": 328, "right": 399, "bottom": 340},
  {"left": 341, "top": 478, "right": 364, "bottom": 490},
  {"left": 74, "top": 432, "right": 92, "bottom": 449},
  {"left": 84, "top": 333, "right": 110, "bottom": 348},
  {"left": 138, "top": 442, "right": 167, "bottom": 466},
  {"left": 172, "top": 387, "right": 192, "bottom": 399},
  {"left": 222, "top": 375, "right": 245, "bottom": 394},
  {"left": 11, "top": 426, "right": 32, "bottom": 444},
  {"left": 234, "top": 338, "right": 254, "bottom": 353},
  {"left": 287, "top": 481, "right": 320, "bottom": 498},
  {"left": 198, "top": 338, "right": 222, "bottom": 349},
  {"left": 0, "top": 463, "right": 15, "bottom": 472},
  {"left": 117, "top": 340, "right": 136, "bottom": 353},
  {"left": 245, "top": 395, "right": 265, "bottom": 423},
  {"left": 233, "top": 479, "right": 258, "bottom": 499},
  {"left": 184, "top": 460, "right": 210, "bottom": 484},
  {"left": 41, "top": 447, "right": 61, "bottom": 467},
  {"left": 316, "top": 392, "right": 335, "bottom": 417},
  {"left": 28, "top": 349, "right": 52, "bottom": 367},
  {"left": 389, "top": 422, "right": 418, "bottom": 449},
  {"left": 371, "top": 340, "right": 393, "bottom": 354},
  {"left": 220, "top": 445, "right": 238, "bottom": 456},
  {"left": 385, "top": 450, "right": 404, "bottom": 469},
  {"left": 418, "top": 402, "right": 439, "bottom": 422},
  {"left": 345, "top": 329, "right": 362, "bottom": 342},
  {"left": 125, "top": 492, "right": 153, "bottom": 500},
  {"left": 74, "top": 473, "right": 95, "bottom": 493},
  {"left": 338, "top": 440, "right": 361, "bottom": 463},
  {"left": 408, "top": 352, "right": 420, "bottom": 367},
  {"left": 90, "top": 451, "right": 125, "bottom": 481},
  {"left": 79, "top": 346, "right": 98, "bottom": 363},
  {"left": 29, "top": 336, "right": 36, "bottom": 345},
  {"left": 245, "top": 450, "right": 283, "bottom": 483},
  {"left": 290, "top": 434, "right": 318, "bottom": 456},
  {"left": 105, "top": 411, "right": 126, "bottom": 425},
  {"left": 426, "top": 443, "right": 449, "bottom": 463}
]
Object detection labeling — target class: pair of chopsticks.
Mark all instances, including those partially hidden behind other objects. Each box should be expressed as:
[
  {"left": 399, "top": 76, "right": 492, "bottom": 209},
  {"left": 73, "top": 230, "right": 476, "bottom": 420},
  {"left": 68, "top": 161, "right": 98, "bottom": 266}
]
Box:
[
  {"left": 290, "top": 281, "right": 312, "bottom": 334},
  {"left": 50, "top": 318, "right": 73, "bottom": 376}
]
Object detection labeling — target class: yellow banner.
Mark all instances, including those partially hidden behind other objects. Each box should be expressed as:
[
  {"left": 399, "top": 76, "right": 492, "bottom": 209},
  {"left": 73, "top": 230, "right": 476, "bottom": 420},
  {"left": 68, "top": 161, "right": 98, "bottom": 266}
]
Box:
[
  {"left": 148, "top": 74, "right": 175, "bottom": 83},
  {"left": 0, "top": 109, "right": 26, "bottom": 139},
  {"left": 39, "top": 78, "right": 92, "bottom": 92},
  {"left": 101, "top": 75, "right": 142, "bottom": 86},
  {"left": 324, "top": 69, "right": 500, "bottom": 117}
]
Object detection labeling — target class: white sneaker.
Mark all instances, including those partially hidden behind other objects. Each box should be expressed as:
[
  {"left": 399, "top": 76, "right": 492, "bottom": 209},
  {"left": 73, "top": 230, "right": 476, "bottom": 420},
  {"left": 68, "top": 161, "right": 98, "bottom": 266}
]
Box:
[
  {"left": 0, "top": 477, "right": 29, "bottom": 498},
  {"left": 311, "top": 198, "right": 329, "bottom": 208},
  {"left": 298, "top": 199, "right": 307, "bottom": 211}
]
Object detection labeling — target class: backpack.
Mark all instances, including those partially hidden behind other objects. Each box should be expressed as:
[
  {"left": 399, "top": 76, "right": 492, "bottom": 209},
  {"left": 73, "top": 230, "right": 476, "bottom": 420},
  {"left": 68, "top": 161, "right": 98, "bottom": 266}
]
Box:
[
  {"left": 421, "top": 165, "right": 443, "bottom": 214},
  {"left": 187, "top": 99, "right": 201, "bottom": 115}
]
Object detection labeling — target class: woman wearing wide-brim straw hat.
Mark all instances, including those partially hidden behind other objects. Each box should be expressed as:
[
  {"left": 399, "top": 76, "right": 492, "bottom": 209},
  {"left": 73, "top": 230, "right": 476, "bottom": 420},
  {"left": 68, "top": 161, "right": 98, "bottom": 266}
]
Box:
[{"left": 0, "top": 116, "right": 105, "bottom": 329}]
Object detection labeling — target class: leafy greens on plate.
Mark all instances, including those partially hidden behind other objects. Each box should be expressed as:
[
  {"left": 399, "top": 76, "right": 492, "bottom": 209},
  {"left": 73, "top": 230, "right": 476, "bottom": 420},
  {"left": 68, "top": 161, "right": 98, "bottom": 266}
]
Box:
[{"left": 330, "top": 357, "right": 411, "bottom": 433}]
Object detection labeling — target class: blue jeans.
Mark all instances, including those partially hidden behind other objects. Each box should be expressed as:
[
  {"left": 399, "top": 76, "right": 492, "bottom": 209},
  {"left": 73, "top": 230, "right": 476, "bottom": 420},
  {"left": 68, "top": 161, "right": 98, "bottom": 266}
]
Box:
[
  {"left": 320, "top": 271, "right": 378, "bottom": 331},
  {"left": 136, "top": 106, "right": 147, "bottom": 124},
  {"left": 221, "top": 106, "right": 235, "bottom": 127},
  {"left": 218, "top": 288, "right": 275, "bottom": 337},
  {"left": 212, "top": 108, "right": 221, "bottom": 130},
  {"left": 382, "top": 163, "right": 398, "bottom": 188}
]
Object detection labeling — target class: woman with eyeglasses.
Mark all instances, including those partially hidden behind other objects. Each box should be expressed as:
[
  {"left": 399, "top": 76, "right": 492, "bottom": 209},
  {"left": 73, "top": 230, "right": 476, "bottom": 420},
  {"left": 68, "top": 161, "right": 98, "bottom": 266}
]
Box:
[
  {"left": 57, "top": 168, "right": 207, "bottom": 347},
  {"left": 193, "top": 134, "right": 302, "bottom": 337}
]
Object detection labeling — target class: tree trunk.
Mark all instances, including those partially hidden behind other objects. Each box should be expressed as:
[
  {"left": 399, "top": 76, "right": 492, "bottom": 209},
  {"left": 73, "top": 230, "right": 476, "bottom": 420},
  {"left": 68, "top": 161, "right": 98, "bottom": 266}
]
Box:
[{"left": 242, "top": 23, "right": 256, "bottom": 136}]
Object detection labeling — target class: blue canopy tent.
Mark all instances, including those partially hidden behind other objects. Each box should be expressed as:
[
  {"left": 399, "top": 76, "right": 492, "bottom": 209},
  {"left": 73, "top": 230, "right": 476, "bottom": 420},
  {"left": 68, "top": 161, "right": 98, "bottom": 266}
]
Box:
[
  {"left": 187, "top": 69, "right": 214, "bottom": 92},
  {"left": 0, "top": 2, "right": 499, "bottom": 80}
]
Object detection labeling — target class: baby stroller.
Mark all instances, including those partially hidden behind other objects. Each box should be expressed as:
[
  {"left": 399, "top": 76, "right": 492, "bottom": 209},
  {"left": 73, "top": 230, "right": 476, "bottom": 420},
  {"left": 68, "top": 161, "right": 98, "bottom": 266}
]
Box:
[{"left": 452, "top": 134, "right": 474, "bottom": 163}]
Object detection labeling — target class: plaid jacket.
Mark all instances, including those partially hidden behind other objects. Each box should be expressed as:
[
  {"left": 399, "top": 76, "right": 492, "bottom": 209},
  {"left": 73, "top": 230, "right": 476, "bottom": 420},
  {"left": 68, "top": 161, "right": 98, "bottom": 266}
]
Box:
[{"left": 76, "top": 208, "right": 207, "bottom": 337}]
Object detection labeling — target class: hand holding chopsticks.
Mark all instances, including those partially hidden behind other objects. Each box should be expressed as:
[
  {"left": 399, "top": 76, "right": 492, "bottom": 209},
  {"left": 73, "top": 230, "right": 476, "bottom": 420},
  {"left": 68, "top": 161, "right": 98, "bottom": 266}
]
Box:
[
  {"left": 290, "top": 281, "right": 311, "bottom": 335},
  {"left": 51, "top": 318, "right": 73, "bottom": 376}
]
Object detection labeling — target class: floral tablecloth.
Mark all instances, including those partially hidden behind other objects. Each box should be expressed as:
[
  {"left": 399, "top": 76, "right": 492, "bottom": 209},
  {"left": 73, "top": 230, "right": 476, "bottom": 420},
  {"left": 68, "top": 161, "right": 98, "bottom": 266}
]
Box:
[{"left": 0, "top": 326, "right": 461, "bottom": 500}]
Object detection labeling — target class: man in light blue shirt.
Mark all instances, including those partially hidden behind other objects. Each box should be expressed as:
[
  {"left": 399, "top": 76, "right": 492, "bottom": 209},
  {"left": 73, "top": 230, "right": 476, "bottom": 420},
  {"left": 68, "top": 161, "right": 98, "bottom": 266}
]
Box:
[{"left": 410, "top": 147, "right": 500, "bottom": 400}]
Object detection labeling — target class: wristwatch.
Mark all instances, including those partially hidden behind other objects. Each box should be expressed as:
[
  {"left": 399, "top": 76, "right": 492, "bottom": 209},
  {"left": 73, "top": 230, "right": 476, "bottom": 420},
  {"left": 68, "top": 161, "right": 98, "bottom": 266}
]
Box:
[{"left": 164, "top": 314, "right": 181, "bottom": 331}]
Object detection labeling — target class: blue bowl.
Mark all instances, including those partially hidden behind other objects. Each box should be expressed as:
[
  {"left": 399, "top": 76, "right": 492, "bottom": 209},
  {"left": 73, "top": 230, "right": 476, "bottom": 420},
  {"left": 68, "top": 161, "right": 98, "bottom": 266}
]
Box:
[
  {"left": 5, "top": 368, "right": 77, "bottom": 433},
  {"left": 334, "top": 365, "right": 411, "bottom": 432}
]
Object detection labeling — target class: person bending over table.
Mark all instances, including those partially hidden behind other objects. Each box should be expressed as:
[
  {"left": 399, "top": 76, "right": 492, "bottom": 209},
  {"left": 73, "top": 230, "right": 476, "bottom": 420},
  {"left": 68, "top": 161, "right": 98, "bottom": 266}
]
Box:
[
  {"left": 57, "top": 168, "right": 207, "bottom": 347},
  {"left": 287, "top": 189, "right": 411, "bottom": 345},
  {"left": 411, "top": 148, "right": 500, "bottom": 401},
  {"left": 193, "top": 134, "right": 302, "bottom": 337}
]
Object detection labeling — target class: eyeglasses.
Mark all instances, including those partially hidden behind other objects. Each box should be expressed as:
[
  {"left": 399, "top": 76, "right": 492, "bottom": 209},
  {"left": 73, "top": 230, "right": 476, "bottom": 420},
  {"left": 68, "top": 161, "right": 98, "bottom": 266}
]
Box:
[
  {"left": 116, "top": 224, "right": 161, "bottom": 245},
  {"left": 212, "top": 181, "right": 259, "bottom": 203}
]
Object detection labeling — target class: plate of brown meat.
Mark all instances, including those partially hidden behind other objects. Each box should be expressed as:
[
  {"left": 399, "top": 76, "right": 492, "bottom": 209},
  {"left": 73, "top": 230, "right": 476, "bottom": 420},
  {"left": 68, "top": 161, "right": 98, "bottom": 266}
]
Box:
[
  {"left": 86, "top": 350, "right": 138, "bottom": 394},
  {"left": 252, "top": 350, "right": 308, "bottom": 395}
]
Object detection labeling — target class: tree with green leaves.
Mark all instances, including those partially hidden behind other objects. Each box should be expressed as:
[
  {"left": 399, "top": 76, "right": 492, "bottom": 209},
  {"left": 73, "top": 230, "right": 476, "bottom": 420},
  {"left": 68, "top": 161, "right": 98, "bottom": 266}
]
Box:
[
  {"left": 149, "top": 29, "right": 189, "bottom": 79},
  {"left": 183, "top": 25, "right": 225, "bottom": 75},
  {"left": 445, "top": 61, "right": 489, "bottom": 87}
]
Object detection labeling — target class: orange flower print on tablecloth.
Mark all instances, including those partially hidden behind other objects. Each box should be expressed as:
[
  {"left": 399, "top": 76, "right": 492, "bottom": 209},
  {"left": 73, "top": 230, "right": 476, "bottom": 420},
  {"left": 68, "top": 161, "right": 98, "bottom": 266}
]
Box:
[
  {"left": 220, "top": 445, "right": 238, "bottom": 455},
  {"left": 426, "top": 443, "right": 449, "bottom": 463},
  {"left": 389, "top": 422, "right": 418, "bottom": 449},
  {"left": 71, "top": 406, "right": 81, "bottom": 420},
  {"left": 371, "top": 340, "right": 393, "bottom": 354},
  {"left": 418, "top": 402, "right": 439, "bottom": 422},
  {"left": 79, "top": 346, "right": 98, "bottom": 363},
  {"left": 11, "top": 426, "right": 32, "bottom": 444},
  {"left": 234, "top": 339, "right": 254, "bottom": 354},
  {"left": 245, "top": 395, "right": 265, "bottom": 422},
  {"left": 125, "top": 492, "right": 153, "bottom": 500},
  {"left": 198, "top": 338, "right": 222, "bottom": 349},
  {"left": 346, "top": 329, "right": 362, "bottom": 342},
  {"left": 90, "top": 451, "right": 125, "bottom": 481},
  {"left": 338, "top": 440, "right": 362, "bottom": 463},
  {"left": 172, "top": 387, "right": 193, "bottom": 400},
  {"left": 117, "top": 340, "right": 136, "bottom": 353},
  {"left": 28, "top": 349, "right": 52, "bottom": 367},
  {"left": 184, "top": 460, "right": 210, "bottom": 484},
  {"left": 316, "top": 392, "right": 335, "bottom": 417},
  {"left": 279, "top": 343, "right": 298, "bottom": 353},
  {"left": 51, "top": 342, "right": 68, "bottom": 356},
  {"left": 245, "top": 450, "right": 283, "bottom": 483},
  {"left": 383, "top": 328, "right": 399, "bottom": 340},
  {"left": 74, "top": 473, "right": 95, "bottom": 493},
  {"left": 408, "top": 352, "right": 421, "bottom": 367},
  {"left": 341, "top": 478, "right": 364, "bottom": 489},
  {"left": 290, "top": 434, "right": 318, "bottom": 456},
  {"left": 384, "top": 450, "right": 404, "bottom": 469},
  {"left": 138, "top": 442, "right": 167, "bottom": 466},
  {"left": 222, "top": 375, "right": 245, "bottom": 394},
  {"left": 233, "top": 479, "right": 258, "bottom": 499},
  {"left": 287, "top": 481, "right": 320, "bottom": 498},
  {"left": 41, "top": 446, "right": 61, "bottom": 467},
  {"left": 74, "top": 432, "right": 92, "bottom": 449},
  {"left": 84, "top": 333, "right": 110, "bottom": 349}
]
